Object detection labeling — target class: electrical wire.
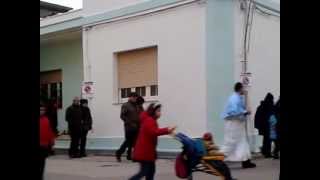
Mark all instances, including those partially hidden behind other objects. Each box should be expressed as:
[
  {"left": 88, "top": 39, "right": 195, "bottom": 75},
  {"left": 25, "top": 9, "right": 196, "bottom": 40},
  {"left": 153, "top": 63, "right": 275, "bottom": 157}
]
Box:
[{"left": 255, "top": 5, "right": 280, "bottom": 18}]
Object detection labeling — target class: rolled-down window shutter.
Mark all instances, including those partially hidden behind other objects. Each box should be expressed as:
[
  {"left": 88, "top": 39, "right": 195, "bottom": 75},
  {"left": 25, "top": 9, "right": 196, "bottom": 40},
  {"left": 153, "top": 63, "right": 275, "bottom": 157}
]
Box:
[
  {"left": 118, "top": 47, "right": 158, "bottom": 89},
  {"left": 40, "top": 70, "right": 62, "bottom": 84}
]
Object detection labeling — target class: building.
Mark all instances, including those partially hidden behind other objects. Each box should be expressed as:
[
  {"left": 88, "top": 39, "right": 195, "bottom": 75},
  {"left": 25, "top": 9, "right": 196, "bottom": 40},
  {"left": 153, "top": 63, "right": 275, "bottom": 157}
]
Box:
[
  {"left": 40, "top": 1, "right": 72, "bottom": 18},
  {"left": 40, "top": 0, "right": 280, "bottom": 153}
]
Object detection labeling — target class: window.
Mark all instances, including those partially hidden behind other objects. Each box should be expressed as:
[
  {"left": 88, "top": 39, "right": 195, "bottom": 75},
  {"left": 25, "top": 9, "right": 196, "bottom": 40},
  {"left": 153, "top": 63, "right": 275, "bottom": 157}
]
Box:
[
  {"left": 150, "top": 85, "right": 158, "bottom": 96},
  {"left": 117, "top": 46, "right": 158, "bottom": 102},
  {"left": 121, "top": 88, "right": 131, "bottom": 98},
  {"left": 136, "top": 86, "right": 146, "bottom": 97},
  {"left": 40, "top": 70, "right": 63, "bottom": 108}
]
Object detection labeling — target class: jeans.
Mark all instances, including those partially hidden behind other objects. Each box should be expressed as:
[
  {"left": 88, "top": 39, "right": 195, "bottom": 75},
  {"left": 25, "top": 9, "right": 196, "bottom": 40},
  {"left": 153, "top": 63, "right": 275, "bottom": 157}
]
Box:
[
  {"left": 116, "top": 128, "right": 138, "bottom": 159},
  {"left": 262, "top": 135, "right": 272, "bottom": 156},
  {"left": 69, "top": 130, "right": 81, "bottom": 157},
  {"left": 129, "top": 161, "right": 155, "bottom": 180},
  {"left": 272, "top": 139, "right": 280, "bottom": 156},
  {"left": 40, "top": 147, "right": 49, "bottom": 180},
  {"left": 80, "top": 130, "right": 89, "bottom": 155}
]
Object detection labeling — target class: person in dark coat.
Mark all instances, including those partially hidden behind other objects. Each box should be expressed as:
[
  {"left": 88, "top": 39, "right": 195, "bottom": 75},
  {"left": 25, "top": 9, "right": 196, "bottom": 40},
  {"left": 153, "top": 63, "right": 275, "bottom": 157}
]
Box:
[
  {"left": 66, "top": 97, "right": 83, "bottom": 158},
  {"left": 254, "top": 93, "right": 274, "bottom": 158},
  {"left": 46, "top": 98, "right": 58, "bottom": 135},
  {"left": 79, "top": 99, "right": 93, "bottom": 157},
  {"left": 136, "top": 96, "right": 145, "bottom": 115},
  {"left": 116, "top": 92, "right": 140, "bottom": 162}
]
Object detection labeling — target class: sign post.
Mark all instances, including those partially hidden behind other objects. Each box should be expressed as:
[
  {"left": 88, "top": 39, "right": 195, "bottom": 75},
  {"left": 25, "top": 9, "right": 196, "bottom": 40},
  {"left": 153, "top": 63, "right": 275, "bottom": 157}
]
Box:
[{"left": 82, "top": 81, "right": 94, "bottom": 100}]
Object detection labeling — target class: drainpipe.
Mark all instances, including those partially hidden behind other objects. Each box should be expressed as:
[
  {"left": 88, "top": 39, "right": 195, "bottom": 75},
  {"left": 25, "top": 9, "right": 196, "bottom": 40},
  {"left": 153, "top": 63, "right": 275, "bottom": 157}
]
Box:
[{"left": 241, "top": 0, "right": 259, "bottom": 153}]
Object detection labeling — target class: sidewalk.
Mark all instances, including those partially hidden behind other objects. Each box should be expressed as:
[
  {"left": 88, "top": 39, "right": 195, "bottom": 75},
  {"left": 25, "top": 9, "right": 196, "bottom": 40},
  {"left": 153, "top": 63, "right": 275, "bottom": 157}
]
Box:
[{"left": 45, "top": 155, "right": 280, "bottom": 180}]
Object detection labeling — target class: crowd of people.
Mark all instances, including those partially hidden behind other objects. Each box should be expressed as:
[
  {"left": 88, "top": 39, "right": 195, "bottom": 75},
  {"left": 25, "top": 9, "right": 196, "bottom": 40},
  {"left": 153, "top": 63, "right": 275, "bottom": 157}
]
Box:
[{"left": 39, "top": 83, "right": 280, "bottom": 180}]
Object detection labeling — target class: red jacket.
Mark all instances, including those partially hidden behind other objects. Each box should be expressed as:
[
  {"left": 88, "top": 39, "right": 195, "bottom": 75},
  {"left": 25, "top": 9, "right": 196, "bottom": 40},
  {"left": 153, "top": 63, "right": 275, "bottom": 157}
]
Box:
[
  {"left": 40, "top": 115, "right": 55, "bottom": 148},
  {"left": 133, "top": 113, "right": 170, "bottom": 162}
]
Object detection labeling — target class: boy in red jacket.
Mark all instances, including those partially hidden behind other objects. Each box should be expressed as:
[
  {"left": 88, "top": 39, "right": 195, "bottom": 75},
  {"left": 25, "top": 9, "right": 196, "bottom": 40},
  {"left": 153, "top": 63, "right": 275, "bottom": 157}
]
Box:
[
  {"left": 40, "top": 105, "right": 55, "bottom": 180},
  {"left": 129, "top": 103, "right": 176, "bottom": 180}
]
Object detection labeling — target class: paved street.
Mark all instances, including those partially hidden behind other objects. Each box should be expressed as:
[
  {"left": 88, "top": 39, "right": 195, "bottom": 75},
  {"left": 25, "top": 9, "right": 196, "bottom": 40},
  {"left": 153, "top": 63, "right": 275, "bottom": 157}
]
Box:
[{"left": 45, "top": 155, "right": 279, "bottom": 180}]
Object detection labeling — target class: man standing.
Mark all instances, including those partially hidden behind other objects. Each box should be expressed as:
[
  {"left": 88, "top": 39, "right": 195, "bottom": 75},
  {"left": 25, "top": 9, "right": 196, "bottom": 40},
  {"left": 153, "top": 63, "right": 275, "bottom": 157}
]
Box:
[
  {"left": 116, "top": 92, "right": 140, "bottom": 162},
  {"left": 221, "top": 82, "right": 256, "bottom": 168},
  {"left": 66, "top": 97, "right": 82, "bottom": 158},
  {"left": 79, "top": 99, "right": 93, "bottom": 157}
]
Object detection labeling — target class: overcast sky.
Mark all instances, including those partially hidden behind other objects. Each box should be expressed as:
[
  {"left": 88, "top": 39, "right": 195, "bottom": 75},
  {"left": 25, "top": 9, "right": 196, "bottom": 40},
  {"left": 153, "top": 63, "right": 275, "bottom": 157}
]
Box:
[{"left": 42, "top": 0, "right": 279, "bottom": 10}]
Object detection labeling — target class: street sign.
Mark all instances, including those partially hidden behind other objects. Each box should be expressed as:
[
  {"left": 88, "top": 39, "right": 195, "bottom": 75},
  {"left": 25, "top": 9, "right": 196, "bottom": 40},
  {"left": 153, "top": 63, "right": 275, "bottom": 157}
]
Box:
[
  {"left": 241, "top": 73, "right": 252, "bottom": 86},
  {"left": 82, "top": 81, "right": 94, "bottom": 98}
]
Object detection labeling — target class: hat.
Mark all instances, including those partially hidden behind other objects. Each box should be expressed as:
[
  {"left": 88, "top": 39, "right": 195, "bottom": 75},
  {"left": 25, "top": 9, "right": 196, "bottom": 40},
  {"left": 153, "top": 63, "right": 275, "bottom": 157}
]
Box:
[{"left": 203, "top": 132, "right": 212, "bottom": 141}]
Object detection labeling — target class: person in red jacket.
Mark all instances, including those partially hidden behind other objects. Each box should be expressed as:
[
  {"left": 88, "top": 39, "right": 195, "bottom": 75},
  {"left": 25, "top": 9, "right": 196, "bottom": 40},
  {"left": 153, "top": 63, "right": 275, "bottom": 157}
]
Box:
[
  {"left": 129, "top": 103, "right": 176, "bottom": 180},
  {"left": 40, "top": 105, "right": 55, "bottom": 180}
]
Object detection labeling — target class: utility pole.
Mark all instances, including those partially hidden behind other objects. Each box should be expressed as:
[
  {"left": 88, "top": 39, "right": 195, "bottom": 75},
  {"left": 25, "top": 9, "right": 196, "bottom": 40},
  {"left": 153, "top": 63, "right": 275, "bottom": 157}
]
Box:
[{"left": 241, "top": 0, "right": 258, "bottom": 153}]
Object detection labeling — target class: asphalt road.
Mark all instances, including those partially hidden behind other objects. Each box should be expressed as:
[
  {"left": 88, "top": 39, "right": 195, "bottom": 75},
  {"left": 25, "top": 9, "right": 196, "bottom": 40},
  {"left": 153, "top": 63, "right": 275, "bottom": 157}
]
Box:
[{"left": 45, "top": 155, "right": 280, "bottom": 180}]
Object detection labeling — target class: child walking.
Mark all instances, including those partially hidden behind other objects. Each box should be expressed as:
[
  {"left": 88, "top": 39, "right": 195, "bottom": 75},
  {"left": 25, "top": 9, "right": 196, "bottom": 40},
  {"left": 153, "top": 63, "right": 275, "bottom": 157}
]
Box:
[{"left": 129, "top": 103, "right": 176, "bottom": 180}]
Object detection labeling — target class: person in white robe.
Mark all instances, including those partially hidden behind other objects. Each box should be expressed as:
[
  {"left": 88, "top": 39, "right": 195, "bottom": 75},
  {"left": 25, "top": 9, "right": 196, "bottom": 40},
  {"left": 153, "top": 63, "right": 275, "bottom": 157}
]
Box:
[{"left": 220, "top": 82, "right": 256, "bottom": 168}]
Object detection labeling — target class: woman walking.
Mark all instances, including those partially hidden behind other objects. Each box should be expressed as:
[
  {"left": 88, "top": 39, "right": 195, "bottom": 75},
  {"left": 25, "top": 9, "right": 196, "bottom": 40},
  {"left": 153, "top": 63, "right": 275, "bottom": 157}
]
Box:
[
  {"left": 40, "top": 104, "right": 55, "bottom": 180},
  {"left": 129, "top": 103, "right": 176, "bottom": 180}
]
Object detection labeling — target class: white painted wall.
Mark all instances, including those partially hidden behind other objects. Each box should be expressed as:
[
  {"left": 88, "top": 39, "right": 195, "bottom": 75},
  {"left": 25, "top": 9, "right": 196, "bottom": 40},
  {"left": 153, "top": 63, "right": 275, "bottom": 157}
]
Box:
[
  {"left": 85, "top": 3, "right": 207, "bottom": 138},
  {"left": 234, "top": 1, "right": 280, "bottom": 140},
  {"left": 83, "top": 0, "right": 150, "bottom": 16}
]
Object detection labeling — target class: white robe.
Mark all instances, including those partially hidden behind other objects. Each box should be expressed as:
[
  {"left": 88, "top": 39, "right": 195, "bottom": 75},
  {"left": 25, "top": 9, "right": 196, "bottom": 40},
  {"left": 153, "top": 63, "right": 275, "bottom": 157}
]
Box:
[
  {"left": 220, "top": 92, "right": 251, "bottom": 162},
  {"left": 221, "top": 118, "right": 251, "bottom": 162}
]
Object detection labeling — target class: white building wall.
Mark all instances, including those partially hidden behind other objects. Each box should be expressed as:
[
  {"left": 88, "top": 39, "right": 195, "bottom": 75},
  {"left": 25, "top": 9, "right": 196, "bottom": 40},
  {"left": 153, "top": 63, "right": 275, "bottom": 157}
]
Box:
[
  {"left": 85, "top": 3, "right": 207, "bottom": 139},
  {"left": 234, "top": 2, "right": 280, "bottom": 145},
  {"left": 83, "top": 0, "right": 150, "bottom": 16}
]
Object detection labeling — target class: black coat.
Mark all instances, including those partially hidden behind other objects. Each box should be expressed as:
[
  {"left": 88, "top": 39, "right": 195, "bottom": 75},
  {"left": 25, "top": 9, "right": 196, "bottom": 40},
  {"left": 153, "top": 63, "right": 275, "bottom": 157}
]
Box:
[
  {"left": 66, "top": 105, "right": 82, "bottom": 133},
  {"left": 254, "top": 101, "right": 274, "bottom": 136},
  {"left": 81, "top": 106, "right": 92, "bottom": 131},
  {"left": 120, "top": 101, "right": 140, "bottom": 131},
  {"left": 275, "top": 99, "right": 280, "bottom": 139}
]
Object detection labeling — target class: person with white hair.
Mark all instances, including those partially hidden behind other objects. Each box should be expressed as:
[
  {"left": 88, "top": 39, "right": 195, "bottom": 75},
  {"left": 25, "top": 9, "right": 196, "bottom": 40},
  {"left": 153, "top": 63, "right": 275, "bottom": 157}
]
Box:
[{"left": 65, "top": 97, "right": 82, "bottom": 158}]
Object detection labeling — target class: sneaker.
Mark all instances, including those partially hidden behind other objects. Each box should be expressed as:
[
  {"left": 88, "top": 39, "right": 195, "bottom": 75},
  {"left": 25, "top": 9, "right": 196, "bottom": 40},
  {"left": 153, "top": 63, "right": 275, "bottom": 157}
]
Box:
[{"left": 242, "top": 160, "right": 257, "bottom": 169}]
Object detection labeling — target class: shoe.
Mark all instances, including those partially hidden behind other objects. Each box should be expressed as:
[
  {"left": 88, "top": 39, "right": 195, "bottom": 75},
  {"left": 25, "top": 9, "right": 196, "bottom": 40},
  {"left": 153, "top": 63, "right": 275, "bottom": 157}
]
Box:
[
  {"left": 263, "top": 153, "right": 272, "bottom": 158},
  {"left": 273, "top": 154, "right": 279, "bottom": 159},
  {"left": 70, "top": 155, "right": 79, "bottom": 159},
  {"left": 242, "top": 160, "right": 257, "bottom": 169},
  {"left": 80, "top": 153, "right": 87, "bottom": 158},
  {"left": 115, "top": 153, "right": 121, "bottom": 162},
  {"left": 126, "top": 155, "right": 132, "bottom": 161}
]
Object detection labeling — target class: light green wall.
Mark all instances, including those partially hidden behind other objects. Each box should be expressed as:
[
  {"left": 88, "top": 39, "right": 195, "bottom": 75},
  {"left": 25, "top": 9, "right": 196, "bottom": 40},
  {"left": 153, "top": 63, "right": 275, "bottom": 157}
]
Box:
[
  {"left": 40, "top": 39, "right": 83, "bottom": 131},
  {"left": 206, "top": 0, "right": 235, "bottom": 146}
]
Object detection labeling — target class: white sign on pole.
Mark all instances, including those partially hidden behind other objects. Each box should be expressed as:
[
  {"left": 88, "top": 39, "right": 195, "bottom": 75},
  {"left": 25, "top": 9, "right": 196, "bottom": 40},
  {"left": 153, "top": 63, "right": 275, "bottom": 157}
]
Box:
[
  {"left": 241, "top": 73, "right": 252, "bottom": 87},
  {"left": 82, "top": 81, "right": 94, "bottom": 98}
]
